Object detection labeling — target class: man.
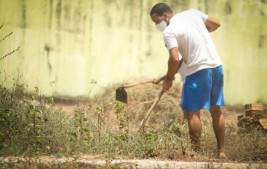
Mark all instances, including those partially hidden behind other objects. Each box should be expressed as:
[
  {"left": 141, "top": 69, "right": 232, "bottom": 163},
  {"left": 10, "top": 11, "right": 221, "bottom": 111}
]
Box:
[{"left": 150, "top": 3, "right": 226, "bottom": 159}]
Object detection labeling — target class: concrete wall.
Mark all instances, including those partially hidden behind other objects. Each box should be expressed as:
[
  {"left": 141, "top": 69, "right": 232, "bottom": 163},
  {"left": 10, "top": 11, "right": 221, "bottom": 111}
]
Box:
[{"left": 0, "top": 0, "right": 266, "bottom": 105}]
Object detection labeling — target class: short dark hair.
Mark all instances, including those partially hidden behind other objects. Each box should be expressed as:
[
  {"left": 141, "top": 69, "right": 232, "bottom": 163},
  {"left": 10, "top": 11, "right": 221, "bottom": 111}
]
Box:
[{"left": 150, "top": 3, "right": 173, "bottom": 16}]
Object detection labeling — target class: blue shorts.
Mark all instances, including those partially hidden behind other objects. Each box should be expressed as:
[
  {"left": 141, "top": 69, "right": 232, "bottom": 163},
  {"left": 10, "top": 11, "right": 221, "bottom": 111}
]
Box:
[{"left": 180, "top": 66, "right": 224, "bottom": 111}]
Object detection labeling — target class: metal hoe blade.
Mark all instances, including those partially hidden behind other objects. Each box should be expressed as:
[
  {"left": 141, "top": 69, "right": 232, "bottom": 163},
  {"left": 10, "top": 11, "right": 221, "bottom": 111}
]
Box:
[
  {"left": 116, "top": 87, "right": 128, "bottom": 104},
  {"left": 115, "top": 79, "right": 156, "bottom": 104}
]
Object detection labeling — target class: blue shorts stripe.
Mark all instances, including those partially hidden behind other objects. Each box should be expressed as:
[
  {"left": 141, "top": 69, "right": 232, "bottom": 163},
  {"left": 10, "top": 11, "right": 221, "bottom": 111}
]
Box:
[{"left": 180, "top": 66, "right": 224, "bottom": 111}]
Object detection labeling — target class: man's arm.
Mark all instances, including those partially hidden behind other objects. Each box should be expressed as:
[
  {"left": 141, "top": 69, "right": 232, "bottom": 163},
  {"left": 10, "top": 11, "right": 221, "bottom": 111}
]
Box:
[
  {"left": 205, "top": 16, "right": 220, "bottom": 32},
  {"left": 166, "top": 47, "right": 179, "bottom": 81},
  {"left": 162, "top": 47, "right": 180, "bottom": 91}
]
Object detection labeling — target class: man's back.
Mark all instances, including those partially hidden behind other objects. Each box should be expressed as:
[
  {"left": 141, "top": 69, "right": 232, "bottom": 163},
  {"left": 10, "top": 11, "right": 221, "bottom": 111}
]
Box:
[{"left": 163, "top": 9, "right": 222, "bottom": 76}]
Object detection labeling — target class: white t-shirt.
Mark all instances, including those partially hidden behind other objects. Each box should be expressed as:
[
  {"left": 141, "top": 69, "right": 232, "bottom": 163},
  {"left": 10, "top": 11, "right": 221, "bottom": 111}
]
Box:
[{"left": 163, "top": 9, "right": 222, "bottom": 76}]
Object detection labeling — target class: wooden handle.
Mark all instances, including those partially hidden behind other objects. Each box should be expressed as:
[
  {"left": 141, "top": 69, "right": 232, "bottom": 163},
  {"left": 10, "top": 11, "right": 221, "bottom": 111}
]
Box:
[
  {"left": 138, "top": 59, "right": 184, "bottom": 132},
  {"left": 122, "top": 80, "right": 155, "bottom": 88},
  {"left": 138, "top": 89, "right": 165, "bottom": 131}
]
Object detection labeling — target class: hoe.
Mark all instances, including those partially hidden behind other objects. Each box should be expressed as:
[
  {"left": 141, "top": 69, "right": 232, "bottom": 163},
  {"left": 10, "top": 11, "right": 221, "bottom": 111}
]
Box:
[{"left": 116, "top": 60, "right": 183, "bottom": 131}]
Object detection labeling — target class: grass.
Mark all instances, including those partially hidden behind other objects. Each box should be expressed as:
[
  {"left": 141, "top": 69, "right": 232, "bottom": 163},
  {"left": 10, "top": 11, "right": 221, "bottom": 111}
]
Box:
[
  {"left": 0, "top": 79, "right": 266, "bottom": 166},
  {"left": 1, "top": 22, "right": 266, "bottom": 168}
]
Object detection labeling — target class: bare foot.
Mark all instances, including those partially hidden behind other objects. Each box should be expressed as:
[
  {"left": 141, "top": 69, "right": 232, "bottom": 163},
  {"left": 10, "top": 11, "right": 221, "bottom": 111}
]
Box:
[
  {"left": 218, "top": 152, "right": 229, "bottom": 162},
  {"left": 191, "top": 143, "right": 200, "bottom": 152}
]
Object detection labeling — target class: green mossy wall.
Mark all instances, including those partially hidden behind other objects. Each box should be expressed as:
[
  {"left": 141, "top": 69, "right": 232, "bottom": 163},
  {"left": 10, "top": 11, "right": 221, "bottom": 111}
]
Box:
[{"left": 0, "top": 0, "right": 266, "bottom": 104}]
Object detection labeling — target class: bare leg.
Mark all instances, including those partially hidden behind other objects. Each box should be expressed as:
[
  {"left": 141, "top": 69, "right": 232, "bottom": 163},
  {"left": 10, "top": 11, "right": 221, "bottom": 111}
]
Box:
[
  {"left": 183, "top": 110, "right": 187, "bottom": 120},
  {"left": 210, "top": 105, "right": 226, "bottom": 158},
  {"left": 186, "top": 110, "right": 201, "bottom": 151}
]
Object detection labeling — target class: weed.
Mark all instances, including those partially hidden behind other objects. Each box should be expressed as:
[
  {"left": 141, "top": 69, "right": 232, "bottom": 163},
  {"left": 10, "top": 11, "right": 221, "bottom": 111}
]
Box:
[
  {"left": 96, "top": 106, "right": 105, "bottom": 138},
  {"left": 0, "top": 79, "right": 266, "bottom": 164},
  {"left": 65, "top": 108, "right": 92, "bottom": 153},
  {"left": 114, "top": 101, "right": 129, "bottom": 141}
]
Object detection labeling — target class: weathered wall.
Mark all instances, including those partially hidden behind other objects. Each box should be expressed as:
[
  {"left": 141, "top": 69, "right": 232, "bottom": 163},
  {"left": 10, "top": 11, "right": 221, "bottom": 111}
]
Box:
[{"left": 0, "top": 0, "right": 266, "bottom": 105}]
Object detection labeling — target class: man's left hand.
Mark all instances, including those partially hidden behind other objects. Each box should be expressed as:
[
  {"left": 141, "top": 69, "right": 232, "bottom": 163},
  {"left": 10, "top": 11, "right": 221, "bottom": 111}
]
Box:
[{"left": 162, "top": 79, "right": 173, "bottom": 91}]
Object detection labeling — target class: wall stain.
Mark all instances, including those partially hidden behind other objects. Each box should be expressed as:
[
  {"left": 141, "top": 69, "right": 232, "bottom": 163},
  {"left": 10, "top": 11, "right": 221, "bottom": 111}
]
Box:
[
  {"left": 63, "top": 3, "right": 71, "bottom": 32},
  {"left": 224, "top": 0, "right": 232, "bottom": 15},
  {"left": 49, "top": 0, "right": 53, "bottom": 29},
  {"left": 103, "top": 0, "right": 113, "bottom": 27},
  {"left": 0, "top": 0, "right": 265, "bottom": 103},
  {"left": 260, "top": 10, "right": 265, "bottom": 16},
  {"left": 89, "top": 0, "right": 94, "bottom": 56},
  {"left": 45, "top": 44, "right": 53, "bottom": 73},
  {"left": 56, "top": 0, "right": 62, "bottom": 30},
  {"left": 20, "top": 0, "right": 26, "bottom": 28},
  {"left": 260, "top": 0, "right": 265, "bottom": 16},
  {"left": 145, "top": 0, "right": 154, "bottom": 60},
  {"left": 258, "top": 34, "right": 265, "bottom": 48},
  {"left": 82, "top": 13, "right": 87, "bottom": 35},
  {"left": 138, "top": 0, "right": 143, "bottom": 59},
  {"left": 55, "top": 0, "right": 62, "bottom": 51},
  {"left": 204, "top": 0, "right": 209, "bottom": 13},
  {"left": 197, "top": 0, "right": 201, "bottom": 11},
  {"left": 73, "top": 0, "right": 82, "bottom": 33},
  {"left": 129, "top": 0, "right": 133, "bottom": 42}
]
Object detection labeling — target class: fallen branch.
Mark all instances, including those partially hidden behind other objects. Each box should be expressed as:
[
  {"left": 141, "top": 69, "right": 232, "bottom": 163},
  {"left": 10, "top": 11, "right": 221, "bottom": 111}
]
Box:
[
  {"left": 0, "top": 46, "right": 20, "bottom": 60},
  {"left": 0, "top": 31, "right": 13, "bottom": 44}
]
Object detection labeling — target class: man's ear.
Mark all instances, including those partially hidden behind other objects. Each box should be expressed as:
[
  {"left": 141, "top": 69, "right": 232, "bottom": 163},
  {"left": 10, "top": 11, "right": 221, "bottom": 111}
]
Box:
[
  {"left": 163, "top": 12, "right": 170, "bottom": 22},
  {"left": 163, "top": 12, "right": 168, "bottom": 19},
  {"left": 163, "top": 12, "right": 171, "bottom": 24}
]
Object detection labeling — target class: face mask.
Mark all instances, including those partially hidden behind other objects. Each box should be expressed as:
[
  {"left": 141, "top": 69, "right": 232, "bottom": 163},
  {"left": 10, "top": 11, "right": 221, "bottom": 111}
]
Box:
[{"left": 155, "top": 17, "right": 167, "bottom": 32}]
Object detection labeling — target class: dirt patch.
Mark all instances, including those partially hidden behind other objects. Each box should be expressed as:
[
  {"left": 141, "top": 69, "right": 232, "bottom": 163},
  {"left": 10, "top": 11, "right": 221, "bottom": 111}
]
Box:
[{"left": 50, "top": 85, "right": 246, "bottom": 127}]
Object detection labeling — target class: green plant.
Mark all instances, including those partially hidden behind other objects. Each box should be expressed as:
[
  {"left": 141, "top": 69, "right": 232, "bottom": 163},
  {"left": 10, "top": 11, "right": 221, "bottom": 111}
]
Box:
[
  {"left": 114, "top": 101, "right": 129, "bottom": 141},
  {"left": 68, "top": 108, "right": 91, "bottom": 148},
  {"left": 0, "top": 84, "right": 28, "bottom": 154},
  {"left": 0, "top": 78, "right": 266, "bottom": 163},
  {"left": 96, "top": 106, "right": 105, "bottom": 138},
  {"left": 25, "top": 104, "right": 45, "bottom": 153}
]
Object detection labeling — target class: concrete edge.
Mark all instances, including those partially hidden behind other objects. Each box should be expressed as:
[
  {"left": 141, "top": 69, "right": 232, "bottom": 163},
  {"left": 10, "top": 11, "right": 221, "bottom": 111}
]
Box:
[{"left": 0, "top": 157, "right": 266, "bottom": 169}]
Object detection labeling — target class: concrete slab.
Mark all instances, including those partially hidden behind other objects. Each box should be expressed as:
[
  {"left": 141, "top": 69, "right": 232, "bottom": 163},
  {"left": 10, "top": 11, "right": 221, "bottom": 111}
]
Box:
[{"left": 1, "top": 156, "right": 267, "bottom": 169}]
